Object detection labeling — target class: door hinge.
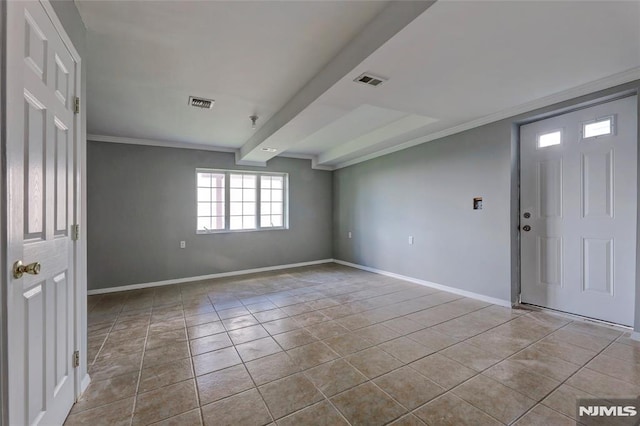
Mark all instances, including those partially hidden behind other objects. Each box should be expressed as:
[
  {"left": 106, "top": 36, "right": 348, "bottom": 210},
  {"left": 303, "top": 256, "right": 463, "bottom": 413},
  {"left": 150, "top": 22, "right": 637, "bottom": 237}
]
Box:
[
  {"left": 74, "top": 97, "right": 80, "bottom": 114},
  {"left": 71, "top": 224, "right": 80, "bottom": 241},
  {"left": 72, "top": 351, "right": 80, "bottom": 368}
]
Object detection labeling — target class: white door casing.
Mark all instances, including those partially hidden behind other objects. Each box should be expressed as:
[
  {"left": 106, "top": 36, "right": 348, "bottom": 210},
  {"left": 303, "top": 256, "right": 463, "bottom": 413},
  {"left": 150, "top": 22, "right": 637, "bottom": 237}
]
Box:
[
  {"left": 520, "top": 96, "right": 637, "bottom": 326},
  {"left": 6, "top": 1, "right": 78, "bottom": 424}
]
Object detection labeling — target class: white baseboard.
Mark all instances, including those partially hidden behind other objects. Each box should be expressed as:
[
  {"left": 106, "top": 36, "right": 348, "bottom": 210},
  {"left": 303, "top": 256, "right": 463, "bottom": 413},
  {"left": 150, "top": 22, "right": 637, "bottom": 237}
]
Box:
[
  {"left": 79, "top": 374, "right": 91, "bottom": 398},
  {"left": 333, "top": 259, "right": 512, "bottom": 308},
  {"left": 87, "top": 259, "right": 334, "bottom": 295},
  {"left": 88, "top": 258, "right": 513, "bottom": 309}
]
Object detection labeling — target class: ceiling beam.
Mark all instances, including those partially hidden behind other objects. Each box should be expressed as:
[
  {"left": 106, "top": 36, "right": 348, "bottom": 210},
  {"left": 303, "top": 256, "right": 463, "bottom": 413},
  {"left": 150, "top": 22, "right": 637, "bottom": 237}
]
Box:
[
  {"left": 315, "top": 115, "right": 437, "bottom": 166},
  {"left": 236, "top": 0, "right": 436, "bottom": 166}
]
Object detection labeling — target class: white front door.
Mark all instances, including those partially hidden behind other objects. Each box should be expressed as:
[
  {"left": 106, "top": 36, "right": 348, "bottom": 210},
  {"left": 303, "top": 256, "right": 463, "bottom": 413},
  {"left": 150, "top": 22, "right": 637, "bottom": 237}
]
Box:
[
  {"left": 6, "top": 1, "right": 77, "bottom": 424},
  {"left": 520, "top": 96, "right": 637, "bottom": 326}
]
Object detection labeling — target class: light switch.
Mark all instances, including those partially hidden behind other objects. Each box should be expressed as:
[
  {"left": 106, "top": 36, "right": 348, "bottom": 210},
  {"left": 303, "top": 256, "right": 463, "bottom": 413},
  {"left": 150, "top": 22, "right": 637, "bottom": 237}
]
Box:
[
  {"left": 180, "top": 241, "right": 186, "bottom": 249},
  {"left": 348, "top": 232, "right": 352, "bottom": 239},
  {"left": 408, "top": 236, "right": 414, "bottom": 245}
]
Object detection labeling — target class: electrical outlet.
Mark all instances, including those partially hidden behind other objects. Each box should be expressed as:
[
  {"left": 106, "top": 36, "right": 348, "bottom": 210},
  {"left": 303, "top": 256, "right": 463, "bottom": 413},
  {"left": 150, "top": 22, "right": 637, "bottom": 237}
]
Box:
[
  {"left": 348, "top": 231, "right": 352, "bottom": 239},
  {"left": 408, "top": 236, "right": 414, "bottom": 245},
  {"left": 180, "top": 241, "right": 186, "bottom": 249}
]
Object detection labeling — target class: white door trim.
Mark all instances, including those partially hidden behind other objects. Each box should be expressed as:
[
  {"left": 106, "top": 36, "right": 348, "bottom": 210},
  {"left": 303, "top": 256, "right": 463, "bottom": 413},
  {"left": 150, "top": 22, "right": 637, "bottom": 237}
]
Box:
[{"left": 1, "top": 1, "right": 7, "bottom": 423}]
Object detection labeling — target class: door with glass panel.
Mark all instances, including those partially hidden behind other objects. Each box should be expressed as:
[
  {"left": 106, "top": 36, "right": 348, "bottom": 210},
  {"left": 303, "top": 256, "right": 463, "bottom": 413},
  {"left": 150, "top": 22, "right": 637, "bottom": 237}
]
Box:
[{"left": 520, "top": 96, "right": 637, "bottom": 325}]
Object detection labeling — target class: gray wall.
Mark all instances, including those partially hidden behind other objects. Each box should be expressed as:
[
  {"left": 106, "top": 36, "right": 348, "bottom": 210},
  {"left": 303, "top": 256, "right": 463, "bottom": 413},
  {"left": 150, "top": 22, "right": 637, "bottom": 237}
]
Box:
[
  {"left": 87, "top": 142, "right": 333, "bottom": 290},
  {"left": 334, "top": 121, "right": 513, "bottom": 302},
  {"left": 50, "top": 1, "right": 86, "bottom": 56},
  {"left": 334, "top": 81, "right": 640, "bottom": 308}
]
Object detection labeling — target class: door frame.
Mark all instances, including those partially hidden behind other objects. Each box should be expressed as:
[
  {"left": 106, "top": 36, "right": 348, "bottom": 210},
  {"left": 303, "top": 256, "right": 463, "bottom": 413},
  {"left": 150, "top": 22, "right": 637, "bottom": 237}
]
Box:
[
  {"left": 512, "top": 85, "right": 640, "bottom": 328},
  {"left": 1, "top": 0, "right": 7, "bottom": 423},
  {"left": 0, "top": 0, "right": 88, "bottom": 422}
]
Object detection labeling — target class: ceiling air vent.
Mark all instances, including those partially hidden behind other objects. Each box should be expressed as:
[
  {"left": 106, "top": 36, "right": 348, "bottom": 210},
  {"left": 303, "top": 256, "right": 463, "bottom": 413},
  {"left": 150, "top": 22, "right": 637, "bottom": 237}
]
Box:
[
  {"left": 354, "top": 73, "right": 387, "bottom": 87},
  {"left": 189, "top": 96, "right": 214, "bottom": 109}
]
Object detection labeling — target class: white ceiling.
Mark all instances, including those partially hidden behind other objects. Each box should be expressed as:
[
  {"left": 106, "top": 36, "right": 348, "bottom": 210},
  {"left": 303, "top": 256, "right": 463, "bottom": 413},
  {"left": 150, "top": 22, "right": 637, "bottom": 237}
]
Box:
[{"left": 77, "top": 0, "right": 640, "bottom": 169}]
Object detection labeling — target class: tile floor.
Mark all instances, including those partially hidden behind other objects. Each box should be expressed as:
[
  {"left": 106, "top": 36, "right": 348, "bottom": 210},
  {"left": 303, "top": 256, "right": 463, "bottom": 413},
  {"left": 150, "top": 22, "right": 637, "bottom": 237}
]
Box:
[{"left": 65, "top": 264, "right": 640, "bottom": 425}]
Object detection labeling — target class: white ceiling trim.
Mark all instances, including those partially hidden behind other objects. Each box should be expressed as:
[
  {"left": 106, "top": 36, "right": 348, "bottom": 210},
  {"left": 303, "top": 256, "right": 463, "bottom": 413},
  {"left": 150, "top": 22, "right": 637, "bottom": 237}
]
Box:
[
  {"left": 317, "top": 114, "right": 437, "bottom": 165},
  {"left": 87, "top": 134, "right": 334, "bottom": 170},
  {"left": 332, "top": 66, "right": 640, "bottom": 170},
  {"left": 88, "top": 134, "right": 238, "bottom": 153},
  {"left": 88, "top": 66, "right": 640, "bottom": 172},
  {"left": 277, "top": 152, "right": 332, "bottom": 170}
]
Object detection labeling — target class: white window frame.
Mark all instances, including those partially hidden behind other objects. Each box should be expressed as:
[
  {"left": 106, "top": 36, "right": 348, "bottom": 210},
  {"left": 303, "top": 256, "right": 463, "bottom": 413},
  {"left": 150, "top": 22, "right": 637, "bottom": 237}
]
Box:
[
  {"left": 581, "top": 115, "right": 616, "bottom": 140},
  {"left": 536, "top": 128, "right": 563, "bottom": 149},
  {"left": 196, "top": 168, "right": 289, "bottom": 234}
]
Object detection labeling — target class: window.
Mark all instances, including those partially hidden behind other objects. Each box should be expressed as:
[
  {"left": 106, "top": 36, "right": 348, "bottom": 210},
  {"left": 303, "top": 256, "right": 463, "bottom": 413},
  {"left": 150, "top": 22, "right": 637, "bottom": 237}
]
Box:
[
  {"left": 538, "top": 130, "right": 562, "bottom": 148},
  {"left": 196, "top": 169, "right": 288, "bottom": 233},
  {"left": 230, "top": 173, "right": 257, "bottom": 230},
  {"left": 197, "top": 172, "right": 225, "bottom": 231},
  {"left": 583, "top": 116, "right": 613, "bottom": 139},
  {"left": 261, "top": 175, "right": 284, "bottom": 228}
]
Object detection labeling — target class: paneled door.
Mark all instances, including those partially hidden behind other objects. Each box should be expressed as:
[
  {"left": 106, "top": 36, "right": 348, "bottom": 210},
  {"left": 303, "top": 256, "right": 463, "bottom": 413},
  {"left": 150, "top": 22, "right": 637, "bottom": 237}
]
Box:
[
  {"left": 6, "top": 1, "right": 78, "bottom": 424},
  {"left": 520, "top": 96, "right": 637, "bottom": 326}
]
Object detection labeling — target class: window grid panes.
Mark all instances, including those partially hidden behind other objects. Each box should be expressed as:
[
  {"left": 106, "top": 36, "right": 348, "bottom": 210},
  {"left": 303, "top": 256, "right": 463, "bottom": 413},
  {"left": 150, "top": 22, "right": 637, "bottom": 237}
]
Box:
[
  {"left": 196, "top": 169, "right": 287, "bottom": 233},
  {"left": 230, "top": 173, "right": 257, "bottom": 230},
  {"left": 196, "top": 172, "right": 225, "bottom": 231},
  {"left": 260, "top": 175, "right": 284, "bottom": 228}
]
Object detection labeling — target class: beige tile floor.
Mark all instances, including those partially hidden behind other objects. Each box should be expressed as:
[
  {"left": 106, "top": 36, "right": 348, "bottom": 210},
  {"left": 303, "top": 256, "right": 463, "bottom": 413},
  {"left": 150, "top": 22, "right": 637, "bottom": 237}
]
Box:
[{"left": 65, "top": 264, "right": 640, "bottom": 426}]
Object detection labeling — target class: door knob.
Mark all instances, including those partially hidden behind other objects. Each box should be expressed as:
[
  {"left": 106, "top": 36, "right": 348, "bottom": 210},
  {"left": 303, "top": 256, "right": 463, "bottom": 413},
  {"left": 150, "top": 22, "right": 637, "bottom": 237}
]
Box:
[
  {"left": 522, "top": 225, "right": 532, "bottom": 232},
  {"left": 13, "top": 260, "right": 41, "bottom": 279}
]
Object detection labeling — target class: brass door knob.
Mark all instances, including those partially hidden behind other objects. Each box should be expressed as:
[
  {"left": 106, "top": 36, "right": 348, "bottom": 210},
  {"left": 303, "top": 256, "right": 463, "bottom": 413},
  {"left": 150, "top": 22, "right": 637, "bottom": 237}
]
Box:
[{"left": 13, "top": 260, "right": 41, "bottom": 279}]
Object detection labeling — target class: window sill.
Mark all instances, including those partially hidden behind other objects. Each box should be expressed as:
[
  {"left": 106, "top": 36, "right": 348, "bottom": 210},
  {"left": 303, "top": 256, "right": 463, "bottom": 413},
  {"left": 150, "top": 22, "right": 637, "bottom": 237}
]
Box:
[{"left": 196, "top": 227, "right": 289, "bottom": 235}]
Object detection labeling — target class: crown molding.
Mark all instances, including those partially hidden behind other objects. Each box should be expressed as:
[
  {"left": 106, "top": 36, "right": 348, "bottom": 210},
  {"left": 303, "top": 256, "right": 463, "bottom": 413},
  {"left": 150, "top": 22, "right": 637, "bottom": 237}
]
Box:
[
  {"left": 87, "top": 134, "right": 336, "bottom": 170},
  {"left": 87, "top": 134, "right": 238, "bottom": 153},
  {"left": 331, "top": 67, "right": 640, "bottom": 170},
  {"left": 311, "top": 156, "right": 334, "bottom": 171},
  {"left": 89, "top": 68, "right": 640, "bottom": 172},
  {"left": 276, "top": 152, "right": 334, "bottom": 170},
  {"left": 234, "top": 150, "right": 267, "bottom": 167}
]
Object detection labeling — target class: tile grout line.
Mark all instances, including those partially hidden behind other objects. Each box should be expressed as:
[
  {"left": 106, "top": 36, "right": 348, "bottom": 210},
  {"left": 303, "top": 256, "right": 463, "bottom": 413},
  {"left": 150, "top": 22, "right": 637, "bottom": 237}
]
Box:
[
  {"left": 155, "top": 285, "right": 518, "bottom": 423},
  {"left": 211, "top": 293, "right": 280, "bottom": 424},
  {"left": 127, "top": 296, "right": 153, "bottom": 426},
  {"left": 87, "top": 299, "right": 126, "bottom": 366},
  {"left": 80, "top": 267, "right": 632, "bottom": 426},
  {"left": 178, "top": 289, "right": 206, "bottom": 426},
  {"left": 82, "top": 272, "right": 452, "bottom": 420},
  {"left": 400, "top": 310, "right": 573, "bottom": 425},
  {"left": 298, "top": 368, "right": 354, "bottom": 426},
  {"left": 431, "top": 313, "right": 620, "bottom": 425},
  {"left": 179, "top": 295, "right": 214, "bottom": 426},
  {"left": 507, "top": 323, "right": 626, "bottom": 425}
]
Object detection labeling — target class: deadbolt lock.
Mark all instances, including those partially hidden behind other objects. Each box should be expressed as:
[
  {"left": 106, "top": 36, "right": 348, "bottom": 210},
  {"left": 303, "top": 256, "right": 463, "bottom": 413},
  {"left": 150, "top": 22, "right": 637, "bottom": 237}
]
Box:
[
  {"left": 13, "top": 260, "right": 41, "bottom": 279},
  {"left": 522, "top": 225, "right": 532, "bottom": 232}
]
